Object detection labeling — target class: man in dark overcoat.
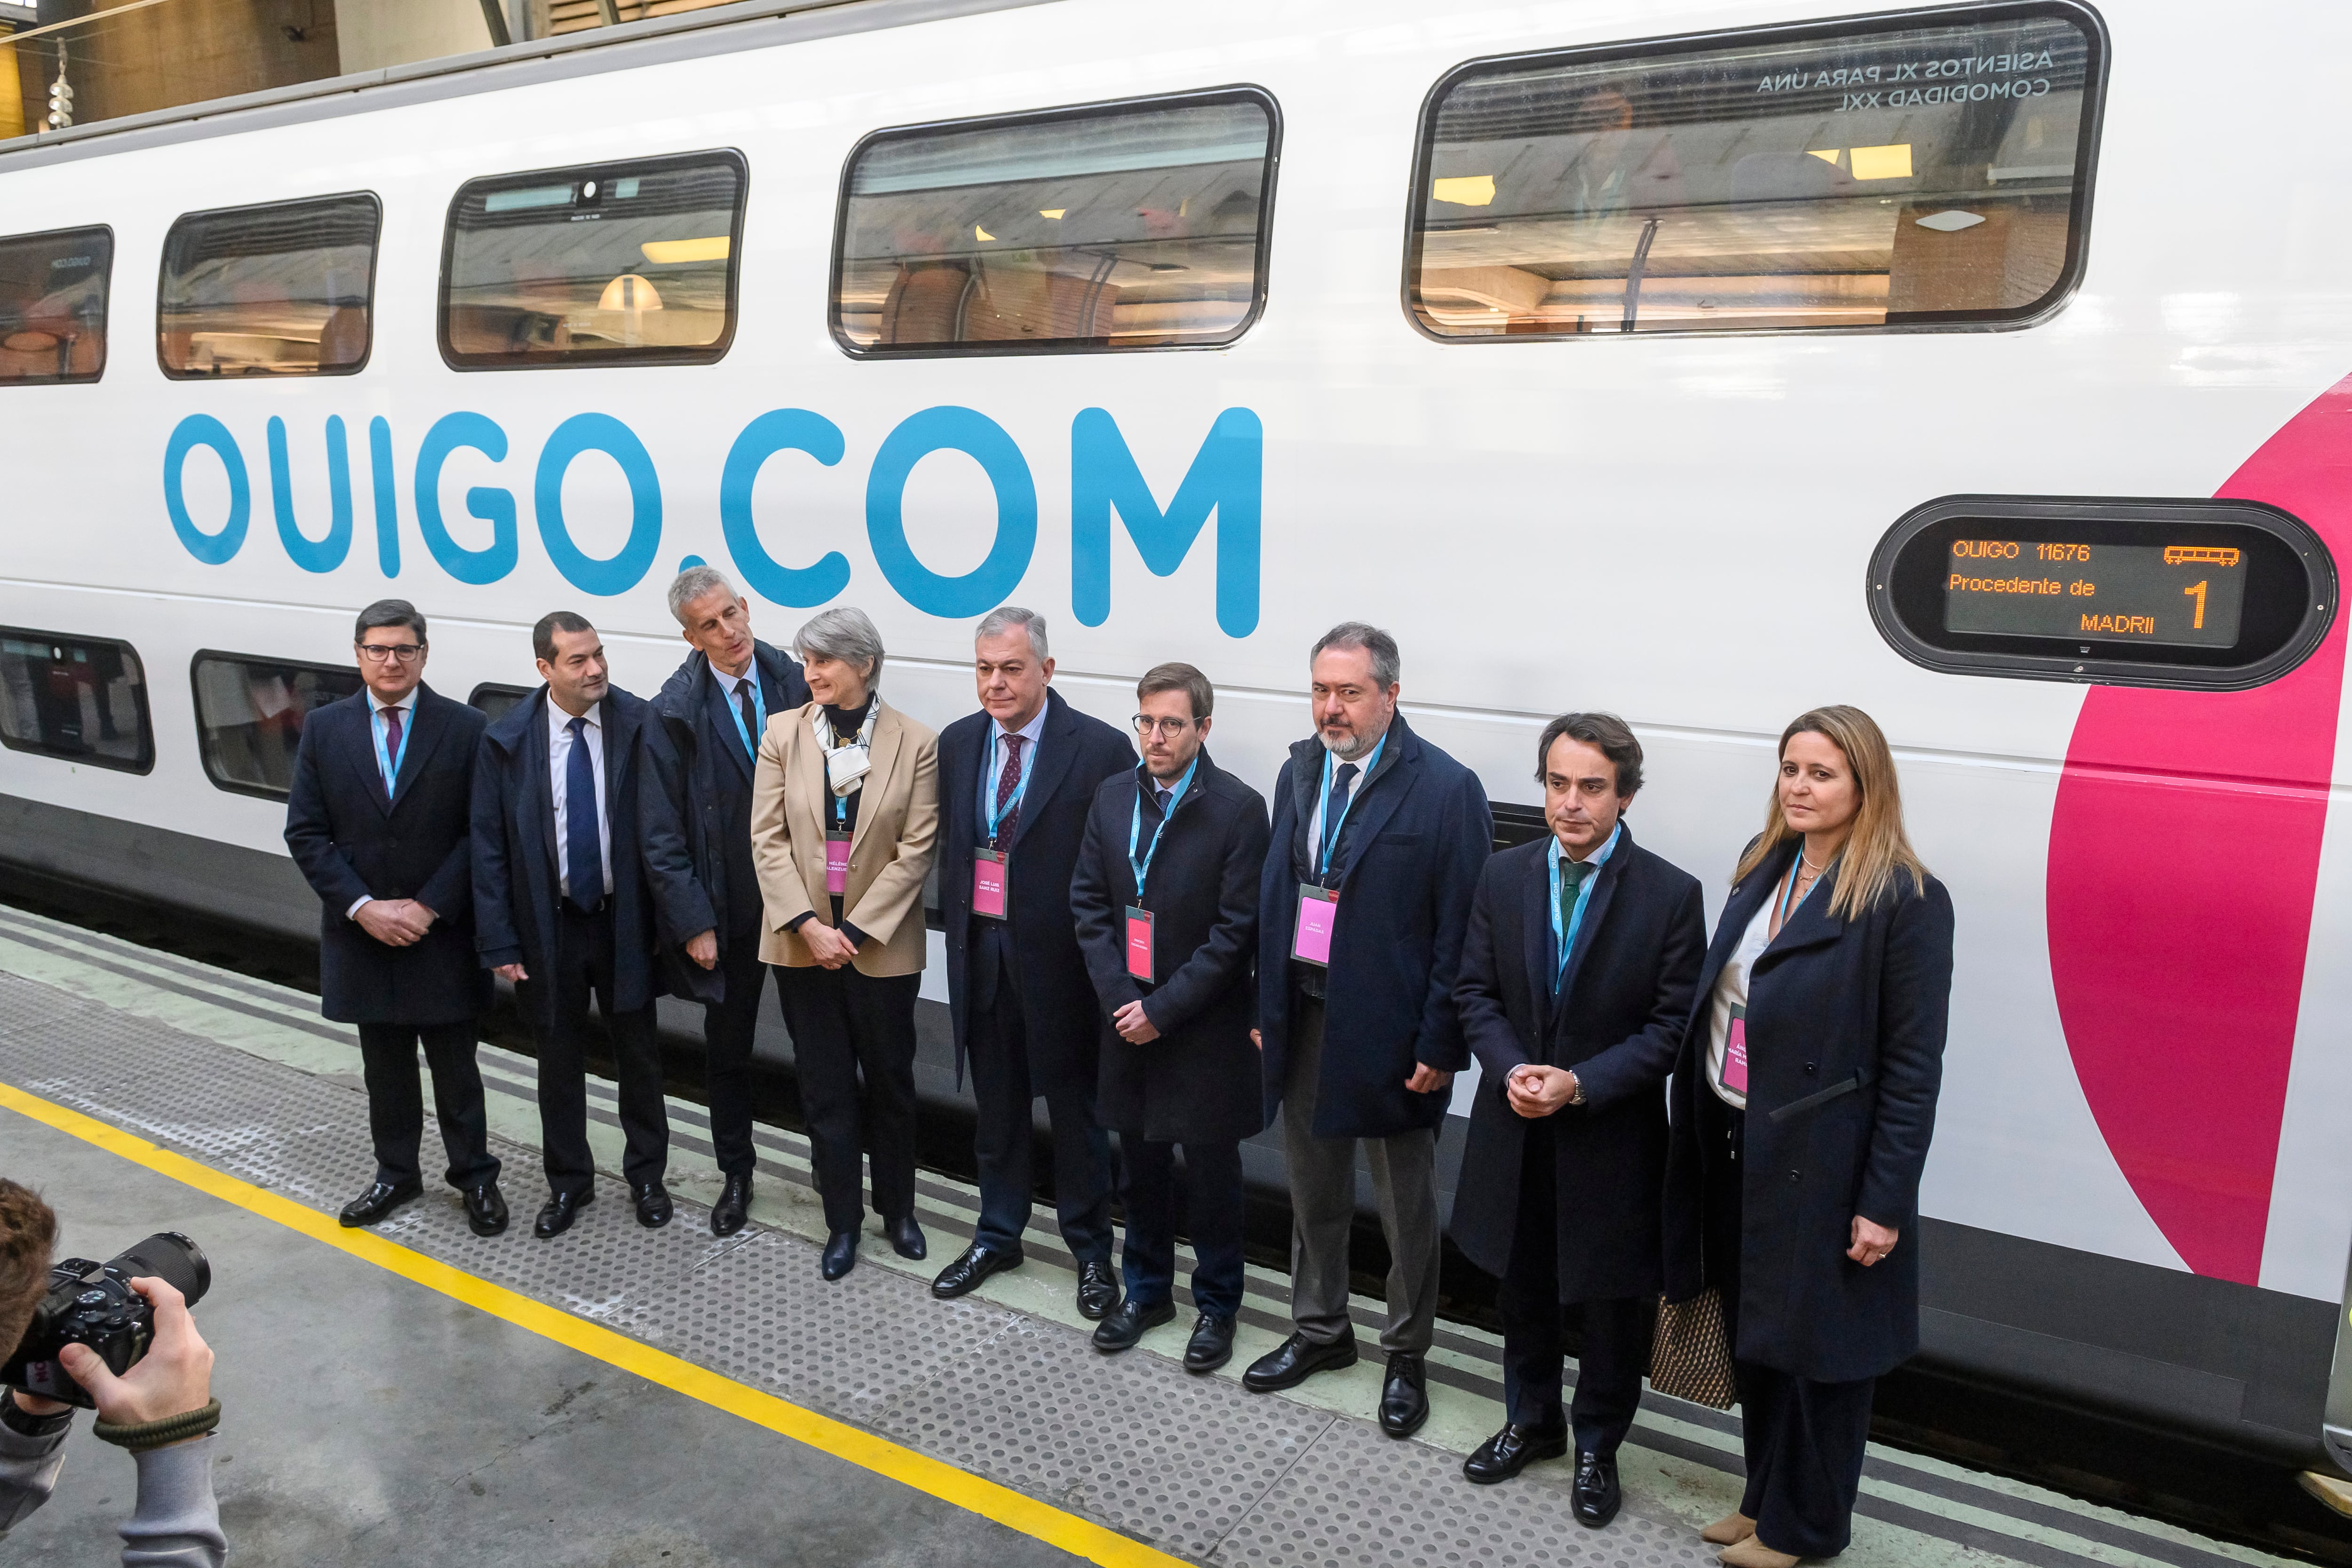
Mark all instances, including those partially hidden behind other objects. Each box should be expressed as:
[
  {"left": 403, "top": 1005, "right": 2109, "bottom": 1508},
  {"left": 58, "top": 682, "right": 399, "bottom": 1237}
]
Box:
[
  {"left": 1069, "top": 662, "right": 1269, "bottom": 1373},
  {"left": 649, "top": 565, "right": 809, "bottom": 1237},
  {"left": 1451, "top": 712, "right": 1704, "bottom": 1524},
  {"left": 930, "top": 607, "right": 1136, "bottom": 1320},
  {"left": 284, "top": 599, "right": 504, "bottom": 1235},
  {"left": 1244, "top": 622, "right": 1491, "bottom": 1440},
  {"left": 472, "top": 611, "right": 718, "bottom": 1240}
]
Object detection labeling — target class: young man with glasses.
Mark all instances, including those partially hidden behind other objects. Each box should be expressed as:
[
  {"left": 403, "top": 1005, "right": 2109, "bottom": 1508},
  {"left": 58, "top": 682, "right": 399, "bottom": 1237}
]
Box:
[{"left": 284, "top": 599, "right": 507, "bottom": 1235}]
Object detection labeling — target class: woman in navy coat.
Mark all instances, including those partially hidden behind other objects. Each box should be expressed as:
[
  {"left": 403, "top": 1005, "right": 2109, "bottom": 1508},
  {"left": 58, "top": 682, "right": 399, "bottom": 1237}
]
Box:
[{"left": 1662, "top": 706, "right": 1954, "bottom": 1567}]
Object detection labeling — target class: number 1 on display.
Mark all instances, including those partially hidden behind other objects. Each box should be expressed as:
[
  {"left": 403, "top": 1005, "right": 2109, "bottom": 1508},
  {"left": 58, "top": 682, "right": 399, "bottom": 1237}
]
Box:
[{"left": 2185, "top": 579, "right": 2209, "bottom": 629}]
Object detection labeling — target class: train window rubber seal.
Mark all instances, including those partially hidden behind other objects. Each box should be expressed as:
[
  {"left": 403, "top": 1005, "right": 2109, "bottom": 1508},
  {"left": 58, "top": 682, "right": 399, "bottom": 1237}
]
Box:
[
  {"left": 188, "top": 649, "right": 362, "bottom": 802},
  {"left": 827, "top": 84, "right": 1283, "bottom": 360},
  {"left": 1867, "top": 494, "right": 2338, "bottom": 691},
  {"left": 0, "top": 626, "right": 153, "bottom": 775},
  {"left": 1400, "top": 0, "right": 2112, "bottom": 346},
  {"left": 156, "top": 192, "right": 382, "bottom": 380},
  {"left": 0, "top": 224, "right": 114, "bottom": 388}
]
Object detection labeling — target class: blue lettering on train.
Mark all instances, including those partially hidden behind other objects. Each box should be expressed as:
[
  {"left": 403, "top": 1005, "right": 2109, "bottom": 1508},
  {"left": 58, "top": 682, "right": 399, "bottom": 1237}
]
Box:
[{"left": 159, "top": 406, "right": 1263, "bottom": 635}]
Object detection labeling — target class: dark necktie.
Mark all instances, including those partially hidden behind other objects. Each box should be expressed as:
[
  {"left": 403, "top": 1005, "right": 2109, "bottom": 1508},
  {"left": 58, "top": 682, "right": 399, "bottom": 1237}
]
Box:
[
  {"left": 378, "top": 705, "right": 403, "bottom": 802},
  {"left": 733, "top": 677, "right": 758, "bottom": 756},
  {"left": 564, "top": 716, "right": 604, "bottom": 911},
  {"left": 992, "top": 734, "right": 1026, "bottom": 847},
  {"left": 1556, "top": 856, "right": 1597, "bottom": 988},
  {"left": 1322, "top": 761, "right": 1359, "bottom": 868},
  {"left": 1154, "top": 785, "right": 1172, "bottom": 819}
]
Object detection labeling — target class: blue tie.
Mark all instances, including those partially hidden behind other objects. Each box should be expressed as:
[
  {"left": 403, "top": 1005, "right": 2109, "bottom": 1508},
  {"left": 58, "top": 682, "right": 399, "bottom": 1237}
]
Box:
[
  {"left": 564, "top": 716, "right": 604, "bottom": 911},
  {"left": 1322, "top": 762, "right": 1359, "bottom": 868}
]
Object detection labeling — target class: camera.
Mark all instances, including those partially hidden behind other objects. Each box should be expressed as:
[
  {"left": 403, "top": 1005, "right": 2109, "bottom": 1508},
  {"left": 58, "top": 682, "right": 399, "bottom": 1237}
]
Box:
[{"left": 1, "top": 1234, "right": 210, "bottom": 1409}]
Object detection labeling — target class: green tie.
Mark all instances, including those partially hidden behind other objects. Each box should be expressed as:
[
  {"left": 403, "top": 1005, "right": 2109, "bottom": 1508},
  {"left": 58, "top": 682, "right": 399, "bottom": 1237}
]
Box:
[{"left": 1557, "top": 856, "right": 1596, "bottom": 980}]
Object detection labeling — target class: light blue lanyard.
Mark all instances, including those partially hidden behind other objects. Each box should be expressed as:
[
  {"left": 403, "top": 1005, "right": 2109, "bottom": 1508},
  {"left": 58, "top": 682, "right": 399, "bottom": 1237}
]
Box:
[
  {"left": 370, "top": 701, "right": 413, "bottom": 796},
  {"left": 982, "top": 723, "right": 1036, "bottom": 842},
  {"left": 719, "top": 667, "right": 766, "bottom": 760},
  {"left": 1126, "top": 755, "right": 1201, "bottom": 901},
  {"left": 1775, "top": 851, "right": 1824, "bottom": 931},
  {"left": 1547, "top": 821, "right": 1620, "bottom": 981},
  {"left": 1315, "top": 732, "right": 1387, "bottom": 878}
]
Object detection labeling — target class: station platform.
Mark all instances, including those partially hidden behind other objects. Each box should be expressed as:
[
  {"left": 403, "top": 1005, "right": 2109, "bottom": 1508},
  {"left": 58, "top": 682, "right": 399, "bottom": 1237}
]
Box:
[{"left": 0, "top": 899, "right": 2307, "bottom": 1568}]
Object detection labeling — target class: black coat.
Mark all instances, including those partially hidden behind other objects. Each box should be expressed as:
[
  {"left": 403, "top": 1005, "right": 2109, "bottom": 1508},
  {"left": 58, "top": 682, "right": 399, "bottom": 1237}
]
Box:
[
  {"left": 649, "top": 640, "right": 808, "bottom": 945},
  {"left": 1662, "top": 840, "right": 1955, "bottom": 1383},
  {"left": 469, "top": 684, "right": 719, "bottom": 1032},
  {"left": 938, "top": 687, "right": 1137, "bottom": 1094},
  {"left": 282, "top": 685, "right": 490, "bottom": 1027},
  {"left": 1069, "top": 751, "right": 1271, "bottom": 1143},
  {"left": 1255, "top": 713, "right": 1492, "bottom": 1138},
  {"left": 1449, "top": 827, "right": 1705, "bottom": 1301}
]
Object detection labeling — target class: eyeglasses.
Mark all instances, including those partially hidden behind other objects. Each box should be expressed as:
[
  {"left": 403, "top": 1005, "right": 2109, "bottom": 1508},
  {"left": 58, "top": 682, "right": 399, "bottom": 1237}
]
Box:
[
  {"left": 1131, "top": 715, "right": 1197, "bottom": 739},
  {"left": 356, "top": 644, "right": 424, "bottom": 664}
]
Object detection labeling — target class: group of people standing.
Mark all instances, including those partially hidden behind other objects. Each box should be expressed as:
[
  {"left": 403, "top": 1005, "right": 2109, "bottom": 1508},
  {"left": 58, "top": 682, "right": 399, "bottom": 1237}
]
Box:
[{"left": 283, "top": 576, "right": 1952, "bottom": 1566}]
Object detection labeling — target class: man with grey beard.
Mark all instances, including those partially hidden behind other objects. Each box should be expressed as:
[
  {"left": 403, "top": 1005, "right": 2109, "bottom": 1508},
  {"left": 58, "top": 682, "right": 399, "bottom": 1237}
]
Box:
[{"left": 1243, "top": 622, "right": 1492, "bottom": 1439}]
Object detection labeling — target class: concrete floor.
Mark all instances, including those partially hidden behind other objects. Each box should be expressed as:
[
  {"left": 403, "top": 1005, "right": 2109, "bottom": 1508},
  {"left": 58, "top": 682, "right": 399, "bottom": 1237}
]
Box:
[{"left": 0, "top": 1111, "right": 1077, "bottom": 1568}]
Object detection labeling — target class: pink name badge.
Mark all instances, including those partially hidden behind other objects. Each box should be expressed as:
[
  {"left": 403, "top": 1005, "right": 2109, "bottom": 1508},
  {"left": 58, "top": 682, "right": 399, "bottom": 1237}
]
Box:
[
  {"left": 1125, "top": 906, "right": 1154, "bottom": 983},
  {"left": 972, "top": 847, "right": 1008, "bottom": 919},
  {"left": 824, "top": 831, "right": 851, "bottom": 896},
  {"left": 1292, "top": 883, "right": 1338, "bottom": 967},
  {"left": 1724, "top": 1008, "right": 1749, "bottom": 1095}
]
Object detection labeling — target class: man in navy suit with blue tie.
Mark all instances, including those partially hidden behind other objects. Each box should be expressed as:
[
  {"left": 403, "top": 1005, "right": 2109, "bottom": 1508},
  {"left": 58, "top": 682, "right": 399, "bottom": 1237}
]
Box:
[{"left": 284, "top": 599, "right": 506, "bottom": 1236}]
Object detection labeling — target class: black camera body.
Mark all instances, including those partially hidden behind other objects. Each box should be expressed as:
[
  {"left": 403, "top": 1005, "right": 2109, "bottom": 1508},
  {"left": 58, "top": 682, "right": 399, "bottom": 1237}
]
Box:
[{"left": 2, "top": 1234, "right": 210, "bottom": 1409}]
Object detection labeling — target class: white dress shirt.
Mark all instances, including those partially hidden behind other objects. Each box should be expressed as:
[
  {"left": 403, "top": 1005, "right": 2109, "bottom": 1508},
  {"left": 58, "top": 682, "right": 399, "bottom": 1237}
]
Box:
[
  {"left": 347, "top": 688, "right": 421, "bottom": 920},
  {"left": 710, "top": 659, "right": 764, "bottom": 754},
  {"left": 549, "top": 698, "right": 613, "bottom": 901}
]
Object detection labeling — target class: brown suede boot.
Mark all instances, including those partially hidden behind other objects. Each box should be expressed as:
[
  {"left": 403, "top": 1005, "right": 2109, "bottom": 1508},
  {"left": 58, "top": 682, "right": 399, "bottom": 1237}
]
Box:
[{"left": 1701, "top": 1512, "right": 1756, "bottom": 1547}]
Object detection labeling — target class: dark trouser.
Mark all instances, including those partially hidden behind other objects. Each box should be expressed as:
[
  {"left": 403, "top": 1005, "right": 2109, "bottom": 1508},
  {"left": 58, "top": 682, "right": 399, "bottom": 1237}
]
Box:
[
  {"left": 774, "top": 963, "right": 920, "bottom": 1234},
  {"left": 1120, "top": 1138, "right": 1245, "bottom": 1319},
  {"left": 539, "top": 906, "right": 669, "bottom": 1197},
  {"left": 968, "top": 952, "right": 1115, "bottom": 1264},
  {"left": 356, "top": 1021, "right": 499, "bottom": 1191},
  {"left": 1498, "top": 1121, "right": 1649, "bottom": 1457},
  {"left": 701, "top": 923, "right": 772, "bottom": 1180},
  {"left": 1707, "top": 1095, "right": 1876, "bottom": 1559}
]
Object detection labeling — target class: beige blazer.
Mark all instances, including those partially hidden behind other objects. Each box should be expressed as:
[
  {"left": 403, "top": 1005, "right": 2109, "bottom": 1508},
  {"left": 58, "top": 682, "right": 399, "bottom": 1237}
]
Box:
[{"left": 749, "top": 698, "right": 939, "bottom": 975}]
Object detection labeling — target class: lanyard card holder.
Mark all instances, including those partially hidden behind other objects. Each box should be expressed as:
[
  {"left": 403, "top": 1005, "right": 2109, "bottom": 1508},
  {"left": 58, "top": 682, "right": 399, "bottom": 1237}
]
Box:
[
  {"left": 824, "top": 830, "right": 851, "bottom": 895},
  {"left": 1724, "top": 1003, "right": 1749, "bottom": 1095},
  {"left": 1292, "top": 883, "right": 1338, "bottom": 967},
  {"left": 1124, "top": 906, "right": 1154, "bottom": 983},
  {"left": 973, "top": 847, "right": 1008, "bottom": 919}
]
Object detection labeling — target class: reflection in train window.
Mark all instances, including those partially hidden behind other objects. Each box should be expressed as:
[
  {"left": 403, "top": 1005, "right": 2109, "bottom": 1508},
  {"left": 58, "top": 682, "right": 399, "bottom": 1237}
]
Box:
[
  {"left": 191, "top": 653, "right": 361, "bottom": 800},
  {"left": 441, "top": 151, "right": 747, "bottom": 369},
  {"left": 834, "top": 88, "right": 1279, "bottom": 355},
  {"left": 0, "top": 228, "right": 112, "bottom": 387},
  {"left": 467, "top": 683, "right": 533, "bottom": 725},
  {"left": 0, "top": 631, "right": 152, "bottom": 773},
  {"left": 159, "top": 195, "right": 381, "bottom": 377},
  {"left": 1407, "top": 4, "right": 2104, "bottom": 339}
]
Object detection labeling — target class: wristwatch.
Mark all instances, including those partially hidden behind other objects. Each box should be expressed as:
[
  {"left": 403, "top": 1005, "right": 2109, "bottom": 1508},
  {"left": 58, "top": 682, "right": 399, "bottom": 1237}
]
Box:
[{"left": 1567, "top": 1071, "right": 1585, "bottom": 1106}]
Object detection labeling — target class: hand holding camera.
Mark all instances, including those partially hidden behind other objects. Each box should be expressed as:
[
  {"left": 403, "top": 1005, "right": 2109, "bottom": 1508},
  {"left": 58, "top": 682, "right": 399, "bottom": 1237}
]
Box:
[
  {"left": 4, "top": 1233, "right": 213, "bottom": 1432},
  {"left": 15, "top": 1275, "right": 214, "bottom": 1433}
]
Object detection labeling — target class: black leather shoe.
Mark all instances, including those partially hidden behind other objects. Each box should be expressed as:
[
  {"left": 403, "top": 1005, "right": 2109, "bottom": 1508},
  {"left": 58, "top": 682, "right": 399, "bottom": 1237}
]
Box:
[
  {"left": 533, "top": 1186, "right": 595, "bottom": 1239},
  {"left": 1183, "top": 1313, "right": 1236, "bottom": 1374},
  {"left": 1091, "top": 1297, "right": 1174, "bottom": 1353},
  {"left": 338, "top": 1178, "right": 421, "bottom": 1228},
  {"left": 1242, "top": 1331, "right": 1359, "bottom": 1393},
  {"left": 1379, "top": 1352, "right": 1430, "bottom": 1439},
  {"left": 821, "top": 1230, "right": 858, "bottom": 1281},
  {"left": 884, "top": 1214, "right": 926, "bottom": 1260},
  {"left": 710, "top": 1172, "right": 751, "bottom": 1238},
  {"left": 1572, "top": 1449, "right": 1621, "bottom": 1528},
  {"left": 462, "top": 1181, "right": 509, "bottom": 1238},
  {"left": 633, "top": 1180, "right": 673, "bottom": 1229},
  {"left": 1076, "top": 1259, "right": 1121, "bottom": 1321},
  {"left": 930, "top": 1242, "right": 1023, "bottom": 1299},
  {"left": 1462, "top": 1421, "right": 1568, "bottom": 1484}
]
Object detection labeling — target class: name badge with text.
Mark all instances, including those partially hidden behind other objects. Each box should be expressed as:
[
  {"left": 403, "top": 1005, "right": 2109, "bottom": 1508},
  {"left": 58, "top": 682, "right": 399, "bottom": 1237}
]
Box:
[
  {"left": 1724, "top": 1003, "right": 1749, "bottom": 1096},
  {"left": 972, "top": 847, "right": 1008, "bottom": 919},
  {"left": 824, "top": 830, "right": 851, "bottom": 896},
  {"left": 1292, "top": 883, "right": 1338, "bottom": 967},
  {"left": 1124, "top": 906, "right": 1155, "bottom": 983}
]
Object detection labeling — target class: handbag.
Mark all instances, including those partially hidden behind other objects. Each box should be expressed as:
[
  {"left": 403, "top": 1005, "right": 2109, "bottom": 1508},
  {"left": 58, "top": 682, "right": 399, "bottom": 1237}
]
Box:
[{"left": 1648, "top": 1287, "right": 1737, "bottom": 1410}]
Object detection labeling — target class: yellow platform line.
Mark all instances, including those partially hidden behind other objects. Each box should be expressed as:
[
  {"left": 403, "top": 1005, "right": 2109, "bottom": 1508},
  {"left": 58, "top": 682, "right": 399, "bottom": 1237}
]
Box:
[{"left": 0, "top": 1079, "right": 1184, "bottom": 1568}]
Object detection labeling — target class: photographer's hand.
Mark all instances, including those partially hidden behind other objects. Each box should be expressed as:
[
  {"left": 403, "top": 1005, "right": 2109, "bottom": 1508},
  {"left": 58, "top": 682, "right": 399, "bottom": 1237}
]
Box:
[{"left": 58, "top": 1278, "right": 212, "bottom": 1438}]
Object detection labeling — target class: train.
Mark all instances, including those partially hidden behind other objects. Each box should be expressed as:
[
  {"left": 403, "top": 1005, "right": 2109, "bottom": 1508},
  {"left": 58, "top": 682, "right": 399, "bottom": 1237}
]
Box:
[{"left": 0, "top": 0, "right": 2346, "bottom": 1486}]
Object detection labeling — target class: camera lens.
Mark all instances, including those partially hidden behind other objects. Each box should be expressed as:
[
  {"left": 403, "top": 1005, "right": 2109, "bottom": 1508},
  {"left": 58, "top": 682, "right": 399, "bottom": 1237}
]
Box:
[{"left": 111, "top": 1234, "right": 209, "bottom": 1306}]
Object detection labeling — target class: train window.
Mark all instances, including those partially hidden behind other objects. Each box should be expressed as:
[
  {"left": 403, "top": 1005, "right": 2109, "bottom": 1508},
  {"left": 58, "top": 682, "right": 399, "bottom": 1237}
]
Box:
[
  {"left": 441, "top": 151, "right": 747, "bottom": 369},
  {"left": 833, "top": 88, "right": 1279, "bottom": 355},
  {"left": 1870, "top": 496, "right": 2337, "bottom": 691},
  {"left": 0, "top": 227, "right": 112, "bottom": 386},
  {"left": 191, "top": 652, "right": 362, "bottom": 800},
  {"left": 159, "top": 195, "right": 381, "bottom": 378},
  {"left": 0, "top": 631, "right": 152, "bottom": 773},
  {"left": 467, "top": 683, "right": 533, "bottom": 724},
  {"left": 1407, "top": 2, "right": 2104, "bottom": 340}
]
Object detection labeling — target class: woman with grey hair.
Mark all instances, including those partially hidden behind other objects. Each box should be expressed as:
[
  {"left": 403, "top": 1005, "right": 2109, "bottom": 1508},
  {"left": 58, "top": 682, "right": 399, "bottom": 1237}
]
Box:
[{"left": 748, "top": 607, "right": 941, "bottom": 1279}]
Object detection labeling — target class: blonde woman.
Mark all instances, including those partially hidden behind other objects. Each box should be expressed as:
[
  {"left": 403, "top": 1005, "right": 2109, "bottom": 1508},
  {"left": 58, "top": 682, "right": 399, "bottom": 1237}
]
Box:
[
  {"left": 749, "top": 607, "right": 938, "bottom": 1281},
  {"left": 1661, "top": 707, "right": 1955, "bottom": 1567}
]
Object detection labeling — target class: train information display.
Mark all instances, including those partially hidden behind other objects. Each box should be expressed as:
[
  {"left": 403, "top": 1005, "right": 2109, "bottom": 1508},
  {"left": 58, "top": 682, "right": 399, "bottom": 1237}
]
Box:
[{"left": 1943, "top": 540, "right": 2248, "bottom": 648}]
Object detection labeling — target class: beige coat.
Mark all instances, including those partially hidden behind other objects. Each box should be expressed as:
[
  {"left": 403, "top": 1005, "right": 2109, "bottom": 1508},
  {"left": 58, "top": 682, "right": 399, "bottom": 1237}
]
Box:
[{"left": 749, "top": 699, "right": 939, "bottom": 975}]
